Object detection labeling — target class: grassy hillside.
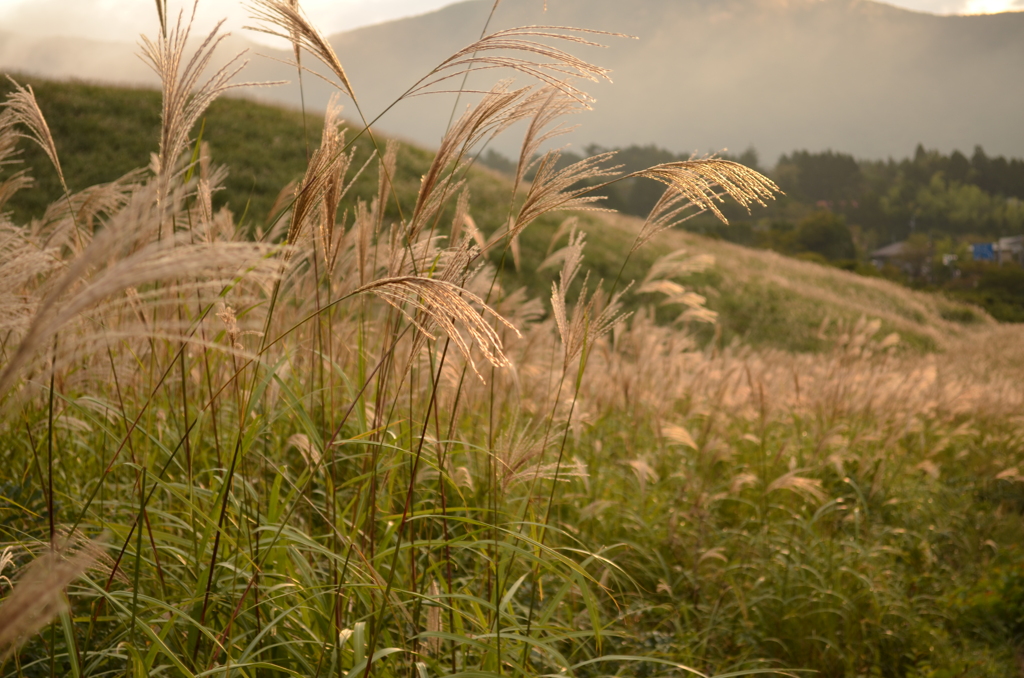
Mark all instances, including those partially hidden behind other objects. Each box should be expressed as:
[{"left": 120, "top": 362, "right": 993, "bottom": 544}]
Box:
[
  {"left": 0, "top": 76, "right": 991, "bottom": 356},
  {"left": 615, "top": 213, "right": 995, "bottom": 352},
  {"left": 0, "top": 76, "right": 501, "bottom": 232}
]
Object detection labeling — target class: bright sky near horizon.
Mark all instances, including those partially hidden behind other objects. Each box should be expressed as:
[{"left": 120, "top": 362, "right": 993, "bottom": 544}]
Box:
[{"left": 0, "top": 0, "right": 1021, "bottom": 45}]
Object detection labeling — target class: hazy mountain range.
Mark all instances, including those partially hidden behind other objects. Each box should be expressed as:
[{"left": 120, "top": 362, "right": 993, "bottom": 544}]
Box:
[{"left": 2, "top": 0, "right": 1022, "bottom": 162}]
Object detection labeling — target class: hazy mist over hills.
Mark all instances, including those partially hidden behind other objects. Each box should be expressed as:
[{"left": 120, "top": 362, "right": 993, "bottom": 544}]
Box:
[{"left": 2, "top": 0, "right": 1022, "bottom": 162}]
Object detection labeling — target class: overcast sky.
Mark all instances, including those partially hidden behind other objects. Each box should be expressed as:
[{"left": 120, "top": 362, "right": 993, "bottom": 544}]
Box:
[{"left": 0, "top": 0, "right": 1021, "bottom": 45}]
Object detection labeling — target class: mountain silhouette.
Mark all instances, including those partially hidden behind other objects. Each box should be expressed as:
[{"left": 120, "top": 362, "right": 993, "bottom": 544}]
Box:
[{"left": 2, "top": 0, "right": 1022, "bottom": 162}]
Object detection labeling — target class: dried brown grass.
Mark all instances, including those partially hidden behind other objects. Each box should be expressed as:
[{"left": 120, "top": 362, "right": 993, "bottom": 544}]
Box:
[{"left": 0, "top": 537, "right": 104, "bottom": 660}]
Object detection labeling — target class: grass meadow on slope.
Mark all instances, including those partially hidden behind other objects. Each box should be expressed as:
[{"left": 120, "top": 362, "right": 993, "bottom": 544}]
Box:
[
  {"left": 1, "top": 3, "right": 1024, "bottom": 678},
  {"left": 0, "top": 76, "right": 991, "bottom": 357}
]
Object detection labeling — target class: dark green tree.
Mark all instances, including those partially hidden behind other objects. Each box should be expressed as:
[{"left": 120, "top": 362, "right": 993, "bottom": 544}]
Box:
[
  {"left": 794, "top": 210, "right": 855, "bottom": 260},
  {"left": 775, "top": 150, "right": 862, "bottom": 205}
]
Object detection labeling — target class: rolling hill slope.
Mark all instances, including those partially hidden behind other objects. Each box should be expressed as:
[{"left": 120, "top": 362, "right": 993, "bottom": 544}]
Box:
[{"left": 0, "top": 77, "right": 993, "bottom": 355}]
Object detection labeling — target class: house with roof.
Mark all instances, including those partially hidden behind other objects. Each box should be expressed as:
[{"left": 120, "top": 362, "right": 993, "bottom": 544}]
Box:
[
  {"left": 871, "top": 241, "right": 907, "bottom": 267},
  {"left": 997, "top": 236, "right": 1024, "bottom": 265}
]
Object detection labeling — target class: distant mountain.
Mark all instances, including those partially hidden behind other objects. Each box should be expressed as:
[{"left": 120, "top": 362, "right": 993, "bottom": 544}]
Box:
[{"left": 3, "top": 0, "right": 1023, "bottom": 162}]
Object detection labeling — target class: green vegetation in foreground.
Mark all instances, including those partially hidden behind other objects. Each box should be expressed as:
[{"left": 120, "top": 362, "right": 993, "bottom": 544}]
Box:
[
  {"left": 0, "top": 76, "right": 988, "bottom": 355},
  {"left": 574, "top": 378, "right": 1024, "bottom": 676}
]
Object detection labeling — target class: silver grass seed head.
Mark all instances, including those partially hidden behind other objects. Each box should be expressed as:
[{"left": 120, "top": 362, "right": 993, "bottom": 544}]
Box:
[
  {"left": 0, "top": 537, "right": 105, "bottom": 660},
  {"left": 2, "top": 78, "right": 66, "bottom": 193},
  {"left": 633, "top": 158, "right": 781, "bottom": 224},
  {"left": 247, "top": 0, "right": 354, "bottom": 98},
  {"left": 356, "top": 276, "right": 520, "bottom": 380}
]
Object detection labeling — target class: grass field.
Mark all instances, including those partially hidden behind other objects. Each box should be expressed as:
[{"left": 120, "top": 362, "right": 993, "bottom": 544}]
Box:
[{"left": 2, "top": 4, "right": 1023, "bottom": 678}]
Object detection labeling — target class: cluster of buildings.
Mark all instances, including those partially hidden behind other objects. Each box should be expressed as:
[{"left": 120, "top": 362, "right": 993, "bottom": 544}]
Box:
[{"left": 870, "top": 235, "right": 1024, "bottom": 273}]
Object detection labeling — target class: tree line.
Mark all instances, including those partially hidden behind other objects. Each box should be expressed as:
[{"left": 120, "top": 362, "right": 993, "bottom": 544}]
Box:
[{"left": 481, "top": 143, "right": 1024, "bottom": 321}]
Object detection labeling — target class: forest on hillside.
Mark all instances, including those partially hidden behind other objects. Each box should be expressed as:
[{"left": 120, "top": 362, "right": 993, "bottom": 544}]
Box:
[{"left": 482, "top": 144, "right": 1024, "bottom": 320}]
